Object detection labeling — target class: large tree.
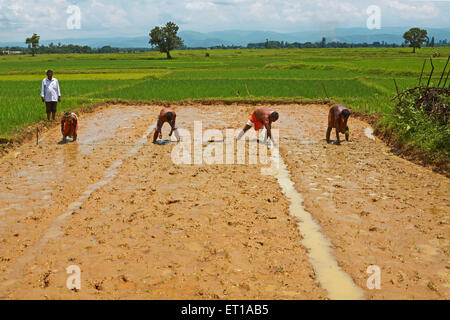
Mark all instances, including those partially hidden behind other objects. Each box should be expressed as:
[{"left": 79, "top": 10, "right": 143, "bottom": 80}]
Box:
[
  {"left": 25, "top": 33, "right": 40, "bottom": 56},
  {"left": 403, "top": 28, "right": 428, "bottom": 53},
  {"left": 149, "top": 22, "right": 184, "bottom": 59}
]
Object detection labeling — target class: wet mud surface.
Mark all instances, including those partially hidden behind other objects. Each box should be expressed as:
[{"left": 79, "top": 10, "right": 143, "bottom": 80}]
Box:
[
  {"left": 0, "top": 103, "right": 448, "bottom": 300},
  {"left": 276, "top": 104, "right": 449, "bottom": 300}
]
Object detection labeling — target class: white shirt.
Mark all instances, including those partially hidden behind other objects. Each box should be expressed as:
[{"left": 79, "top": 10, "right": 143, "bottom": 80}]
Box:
[{"left": 41, "top": 78, "right": 61, "bottom": 102}]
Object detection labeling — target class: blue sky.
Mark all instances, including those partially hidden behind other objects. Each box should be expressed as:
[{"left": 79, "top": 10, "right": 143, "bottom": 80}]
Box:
[{"left": 0, "top": 0, "right": 449, "bottom": 41}]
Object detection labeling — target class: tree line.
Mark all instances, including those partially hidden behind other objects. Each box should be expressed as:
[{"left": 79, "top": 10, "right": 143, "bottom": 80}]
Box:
[
  {"left": 1, "top": 25, "right": 448, "bottom": 57},
  {"left": 0, "top": 43, "right": 152, "bottom": 55},
  {"left": 246, "top": 37, "right": 448, "bottom": 50}
]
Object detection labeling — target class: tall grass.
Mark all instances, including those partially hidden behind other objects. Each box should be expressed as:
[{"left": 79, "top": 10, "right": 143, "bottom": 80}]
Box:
[
  {"left": 0, "top": 97, "right": 93, "bottom": 137},
  {"left": 0, "top": 80, "right": 126, "bottom": 136},
  {"left": 1, "top": 47, "right": 450, "bottom": 138},
  {"left": 93, "top": 79, "right": 381, "bottom": 101}
]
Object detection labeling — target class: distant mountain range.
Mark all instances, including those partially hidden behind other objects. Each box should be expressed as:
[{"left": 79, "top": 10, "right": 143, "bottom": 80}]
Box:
[
  {"left": 2, "top": 27, "right": 449, "bottom": 48},
  {"left": 181, "top": 28, "right": 450, "bottom": 47}
]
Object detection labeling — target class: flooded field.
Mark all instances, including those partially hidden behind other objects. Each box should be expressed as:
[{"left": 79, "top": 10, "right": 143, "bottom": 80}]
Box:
[{"left": 0, "top": 104, "right": 448, "bottom": 299}]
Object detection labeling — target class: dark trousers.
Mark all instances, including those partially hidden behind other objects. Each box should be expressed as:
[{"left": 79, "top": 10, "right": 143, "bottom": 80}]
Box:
[{"left": 45, "top": 101, "right": 57, "bottom": 114}]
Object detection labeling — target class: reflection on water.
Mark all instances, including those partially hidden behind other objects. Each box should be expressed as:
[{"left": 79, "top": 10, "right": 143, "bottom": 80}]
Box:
[
  {"left": 78, "top": 109, "right": 144, "bottom": 154},
  {"left": 364, "top": 127, "right": 376, "bottom": 141},
  {"left": 176, "top": 107, "right": 234, "bottom": 129},
  {"left": 275, "top": 156, "right": 365, "bottom": 300},
  {"left": 0, "top": 165, "right": 55, "bottom": 217},
  {"left": 155, "top": 140, "right": 173, "bottom": 146}
]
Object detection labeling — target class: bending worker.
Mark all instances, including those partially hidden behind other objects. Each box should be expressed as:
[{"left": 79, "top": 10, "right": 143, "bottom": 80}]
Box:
[
  {"left": 237, "top": 108, "right": 279, "bottom": 144},
  {"left": 153, "top": 107, "right": 180, "bottom": 143}
]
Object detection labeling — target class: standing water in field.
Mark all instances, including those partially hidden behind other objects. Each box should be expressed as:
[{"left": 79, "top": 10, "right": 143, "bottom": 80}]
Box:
[
  {"left": 0, "top": 108, "right": 145, "bottom": 219},
  {"left": 274, "top": 155, "right": 365, "bottom": 300},
  {"left": 364, "top": 127, "right": 376, "bottom": 141},
  {"left": 0, "top": 111, "right": 157, "bottom": 297}
]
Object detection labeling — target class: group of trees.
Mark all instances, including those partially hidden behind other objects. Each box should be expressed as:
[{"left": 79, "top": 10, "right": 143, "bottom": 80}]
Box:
[
  {"left": 4, "top": 43, "right": 122, "bottom": 54},
  {"left": 401, "top": 27, "right": 448, "bottom": 52},
  {"left": 39, "top": 44, "right": 120, "bottom": 54},
  {"left": 1, "top": 41, "right": 139, "bottom": 55},
  {"left": 246, "top": 28, "right": 446, "bottom": 52},
  {"left": 0, "top": 46, "right": 152, "bottom": 55},
  {"left": 148, "top": 25, "right": 449, "bottom": 56},
  {"left": 6, "top": 25, "right": 448, "bottom": 58},
  {"left": 247, "top": 39, "right": 402, "bottom": 50},
  {"left": 424, "top": 36, "right": 448, "bottom": 48}
]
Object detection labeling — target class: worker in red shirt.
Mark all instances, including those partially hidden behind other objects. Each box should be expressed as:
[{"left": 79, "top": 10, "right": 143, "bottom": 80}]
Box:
[{"left": 326, "top": 104, "right": 350, "bottom": 145}]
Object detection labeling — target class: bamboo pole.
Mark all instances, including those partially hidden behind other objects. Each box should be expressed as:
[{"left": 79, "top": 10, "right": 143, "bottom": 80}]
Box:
[
  {"left": 443, "top": 69, "right": 450, "bottom": 88},
  {"left": 437, "top": 56, "right": 450, "bottom": 87},
  {"left": 426, "top": 58, "right": 434, "bottom": 88}
]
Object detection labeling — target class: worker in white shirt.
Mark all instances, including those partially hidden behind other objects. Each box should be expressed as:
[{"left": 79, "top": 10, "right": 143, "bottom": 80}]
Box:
[{"left": 41, "top": 70, "right": 61, "bottom": 121}]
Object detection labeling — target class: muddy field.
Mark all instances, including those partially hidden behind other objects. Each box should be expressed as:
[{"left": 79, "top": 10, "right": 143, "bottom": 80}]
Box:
[{"left": 0, "top": 104, "right": 448, "bottom": 300}]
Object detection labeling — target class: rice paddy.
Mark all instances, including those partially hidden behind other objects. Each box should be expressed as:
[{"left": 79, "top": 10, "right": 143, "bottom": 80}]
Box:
[{"left": 1, "top": 47, "right": 449, "bottom": 138}]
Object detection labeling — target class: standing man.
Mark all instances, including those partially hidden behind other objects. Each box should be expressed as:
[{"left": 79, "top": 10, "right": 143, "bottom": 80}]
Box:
[
  {"left": 153, "top": 107, "right": 180, "bottom": 143},
  {"left": 41, "top": 70, "right": 61, "bottom": 121},
  {"left": 326, "top": 104, "right": 351, "bottom": 145},
  {"left": 237, "top": 108, "right": 279, "bottom": 144}
]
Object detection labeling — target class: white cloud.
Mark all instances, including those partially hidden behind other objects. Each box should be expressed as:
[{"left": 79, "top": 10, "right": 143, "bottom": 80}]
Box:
[
  {"left": 282, "top": 3, "right": 309, "bottom": 23},
  {"left": 0, "top": 0, "right": 448, "bottom": 41},
  {"left": 186, "top": 1, "right": 216, "bottom": 11},
  {"left": 381, "top": 0, "right": 438, "bottom": 19},
  {"left": 250, "top": 1, "right": 280, "bottom": 20}
]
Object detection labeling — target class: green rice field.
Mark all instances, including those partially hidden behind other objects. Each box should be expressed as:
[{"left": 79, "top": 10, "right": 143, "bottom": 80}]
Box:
[{"left": 1, "top": 47, "right": 450, "bottom": 138}]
